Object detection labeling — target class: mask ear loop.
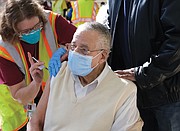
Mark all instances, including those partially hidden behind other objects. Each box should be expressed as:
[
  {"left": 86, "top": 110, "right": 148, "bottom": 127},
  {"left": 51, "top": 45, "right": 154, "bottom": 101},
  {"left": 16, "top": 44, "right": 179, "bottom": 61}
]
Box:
[
  {"left": 92, "top": 50, "right": 104, "bottom": 59},
  {"left": 92, "top": 50, "right": 104, "bottom": 69}
]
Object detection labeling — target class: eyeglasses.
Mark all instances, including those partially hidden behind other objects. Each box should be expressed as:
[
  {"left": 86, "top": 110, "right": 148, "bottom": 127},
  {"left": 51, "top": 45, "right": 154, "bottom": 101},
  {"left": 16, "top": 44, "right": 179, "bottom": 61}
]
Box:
[
  {"left": 66, "top": 43, "right": 104, "bottom": 56},
  {"left": 18, "top": 22, "right": 43, "bottom": 37}
]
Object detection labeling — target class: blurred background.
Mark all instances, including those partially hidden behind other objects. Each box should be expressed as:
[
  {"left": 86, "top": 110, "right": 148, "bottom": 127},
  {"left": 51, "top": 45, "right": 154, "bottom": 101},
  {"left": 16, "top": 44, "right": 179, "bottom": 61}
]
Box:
[
  {"left": 0, "top": 0, "right": 6, "bottom": 12},
  {"left": 0, "top": 0, "right": 107, "bottom": 25}
]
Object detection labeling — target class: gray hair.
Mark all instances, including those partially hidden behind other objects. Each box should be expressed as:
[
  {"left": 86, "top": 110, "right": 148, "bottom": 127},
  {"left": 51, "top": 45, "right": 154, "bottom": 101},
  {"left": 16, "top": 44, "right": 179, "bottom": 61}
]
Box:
[{"left": 75, "top": 22, "right": 111, "bottom": 52}]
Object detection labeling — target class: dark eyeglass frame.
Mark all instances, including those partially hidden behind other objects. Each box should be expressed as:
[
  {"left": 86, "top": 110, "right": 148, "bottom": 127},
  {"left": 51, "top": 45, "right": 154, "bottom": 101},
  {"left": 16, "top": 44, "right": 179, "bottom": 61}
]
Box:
[
  {"left": 66, "top": 43, "right": 105, "bottom": 56},
  {"left": 17, "top": 21, "right": 43, "bottom": 37}
]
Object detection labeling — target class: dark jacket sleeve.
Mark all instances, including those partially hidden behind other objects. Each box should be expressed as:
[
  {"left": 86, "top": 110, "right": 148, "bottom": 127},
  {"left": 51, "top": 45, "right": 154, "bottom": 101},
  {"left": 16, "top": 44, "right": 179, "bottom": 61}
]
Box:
[{"left": 135, "top": 0, "right": 180, "bottom": 89}]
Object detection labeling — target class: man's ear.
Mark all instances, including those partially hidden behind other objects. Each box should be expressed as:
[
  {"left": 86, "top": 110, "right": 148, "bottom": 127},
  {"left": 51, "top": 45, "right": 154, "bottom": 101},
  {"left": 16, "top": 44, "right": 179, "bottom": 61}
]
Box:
[{"left": 99, "top": 50, "right": 109, "bottom": 64}]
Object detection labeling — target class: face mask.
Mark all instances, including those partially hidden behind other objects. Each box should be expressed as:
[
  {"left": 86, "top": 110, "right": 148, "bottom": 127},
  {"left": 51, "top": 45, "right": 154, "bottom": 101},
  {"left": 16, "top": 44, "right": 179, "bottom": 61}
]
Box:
[
  {"left": 68, "top": 50, "right": 102, "bottom": 76},
  {"left": 21, "top": 29, "right": 41, "bottom": 44}
]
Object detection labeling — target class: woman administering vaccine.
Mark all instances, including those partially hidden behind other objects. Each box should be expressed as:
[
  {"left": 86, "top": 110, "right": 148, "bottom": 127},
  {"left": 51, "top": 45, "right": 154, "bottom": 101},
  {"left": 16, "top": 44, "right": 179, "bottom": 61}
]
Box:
[{"left": 0, "top": 0, "right": 76, "bottom": 130}]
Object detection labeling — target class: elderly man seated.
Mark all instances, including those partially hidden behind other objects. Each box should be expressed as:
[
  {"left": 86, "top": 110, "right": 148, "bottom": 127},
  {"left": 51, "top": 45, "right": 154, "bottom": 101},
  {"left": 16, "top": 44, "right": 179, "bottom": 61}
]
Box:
[{"left": 27, "top": 22, "right": 143, "bottom": 131}]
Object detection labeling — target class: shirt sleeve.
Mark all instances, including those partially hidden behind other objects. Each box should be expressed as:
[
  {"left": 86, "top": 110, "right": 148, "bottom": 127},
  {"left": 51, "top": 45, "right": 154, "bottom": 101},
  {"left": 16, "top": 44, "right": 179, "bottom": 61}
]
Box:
[
  {"left": 0, "top": 57, "right": 24, "bottom": 86},
  {"left": 111, "top": 91, "right": 142, "bottom": 131},
  {"left": 55, "top": 14, "right": 76, "bottom": 45}
]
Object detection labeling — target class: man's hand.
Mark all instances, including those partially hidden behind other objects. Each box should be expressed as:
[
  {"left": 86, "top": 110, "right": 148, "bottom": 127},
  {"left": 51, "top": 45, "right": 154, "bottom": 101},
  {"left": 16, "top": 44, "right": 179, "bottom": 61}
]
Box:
[
  {"left": 114, "top": 68, "right": 136, "bottom": 81},
  {"left": 48, "top": 48, "right": 67, "bottom": 77}
]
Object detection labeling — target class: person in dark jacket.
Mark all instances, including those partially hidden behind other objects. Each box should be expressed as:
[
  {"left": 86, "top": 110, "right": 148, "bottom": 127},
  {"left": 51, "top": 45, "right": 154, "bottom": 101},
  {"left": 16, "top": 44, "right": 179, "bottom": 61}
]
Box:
[{"left": 108, "top": 0, "right": 180, "bottom": 131}]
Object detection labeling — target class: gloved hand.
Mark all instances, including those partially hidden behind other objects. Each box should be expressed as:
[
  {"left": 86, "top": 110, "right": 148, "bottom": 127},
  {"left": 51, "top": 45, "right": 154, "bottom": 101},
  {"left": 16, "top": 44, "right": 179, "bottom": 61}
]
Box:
[{"left": 48, "top": 48, "right": 67, "bottom": 78}]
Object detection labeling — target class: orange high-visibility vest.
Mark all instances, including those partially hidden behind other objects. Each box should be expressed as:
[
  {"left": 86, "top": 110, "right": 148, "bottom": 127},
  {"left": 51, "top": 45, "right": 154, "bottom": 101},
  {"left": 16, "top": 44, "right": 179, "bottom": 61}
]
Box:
[
  {"left": 71, "top": 0, "right": 99, "bottom": 27},
  {"left": 0, "top": 11, "right": 58, "bottom": 131}
]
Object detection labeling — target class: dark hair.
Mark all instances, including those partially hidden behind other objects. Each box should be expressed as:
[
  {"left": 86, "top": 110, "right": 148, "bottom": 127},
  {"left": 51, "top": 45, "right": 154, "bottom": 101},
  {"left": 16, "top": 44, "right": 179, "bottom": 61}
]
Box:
[{"left": 0, "top": 0, "right": 47, "bottom": 44}]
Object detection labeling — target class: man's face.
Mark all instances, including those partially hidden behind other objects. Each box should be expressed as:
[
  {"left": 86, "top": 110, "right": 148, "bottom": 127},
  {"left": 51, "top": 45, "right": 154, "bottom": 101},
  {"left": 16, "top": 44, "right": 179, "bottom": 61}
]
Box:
[{"left": 71, "top": 30, "right": 103, "bottom": 68}]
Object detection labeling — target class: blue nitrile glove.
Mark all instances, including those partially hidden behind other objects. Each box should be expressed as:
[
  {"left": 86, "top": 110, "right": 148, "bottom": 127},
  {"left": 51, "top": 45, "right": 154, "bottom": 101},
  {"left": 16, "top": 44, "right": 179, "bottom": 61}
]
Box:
[{"left": 48, "top": 48, "right": 67, "bottom": 77}]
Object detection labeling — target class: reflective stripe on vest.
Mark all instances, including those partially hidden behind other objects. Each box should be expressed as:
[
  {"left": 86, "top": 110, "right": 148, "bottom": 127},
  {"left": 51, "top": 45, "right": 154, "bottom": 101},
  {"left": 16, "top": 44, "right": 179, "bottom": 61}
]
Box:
[
  {"left": 71, "top": 1, "right": 98, "bottom": 27},
  {"left": 15, "top": 43, "right": 31, "bottom": 85},
  {"left": 49, "top": 11, "right": 58, "bottom": 46},
  {"left": 92, "top": 2, "right": 98, "bottom": 20},
  {"left": 0, "top": 37, "right": 25, "bottom": 75},
  {"left": 0, "top": 44, "right": 14, "bottom": 63},
  {"left": 39, "top": 11, "right": 58, "bottom": 89},
  {"left": 0, "top": 11, "right": 58, "bottom": 130}
]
